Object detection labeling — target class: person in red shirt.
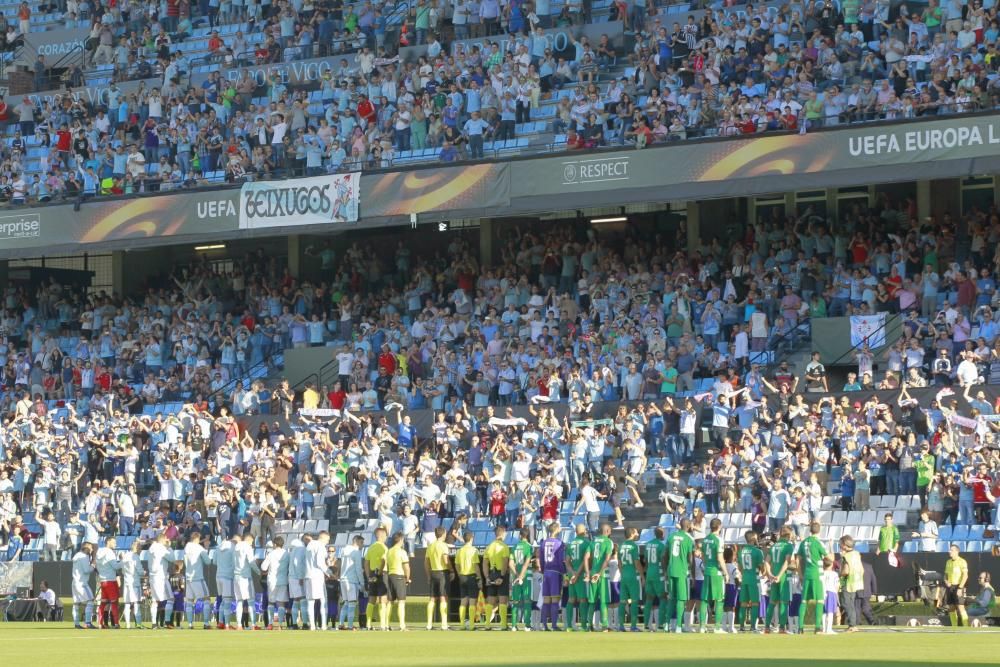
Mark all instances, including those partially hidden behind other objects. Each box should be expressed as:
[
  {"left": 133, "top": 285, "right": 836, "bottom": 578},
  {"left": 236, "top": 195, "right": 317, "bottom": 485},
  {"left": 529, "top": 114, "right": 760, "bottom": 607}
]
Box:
[
  {"left": 540, "top": 485, "right": 560, "bottom": 523},
  {"left": 0, "top": 96, "right": 10, "bottom": 133},
  {"left": 207, "top": 31, "right": 223, "bottom": 53},
  {"left": 779, "top": 106, "right": 797, "bottom": 131},
  {"left": 56, "top": 124, "right": 72, "bottom": 160},
  {"left": 377, "top": 344, "right": 396, "bottom": 375},
  {"left": 489, "top": 481, "right": 507, "bottom": 525},
  {"left": 357, "top": 93, "right": 376, "bottom": 127},
  {"left": 327, "top": 382, "right": 347, "bottom": 410},
  {"left": 565, "top": 127, "right": 585, "bottom": 150}
]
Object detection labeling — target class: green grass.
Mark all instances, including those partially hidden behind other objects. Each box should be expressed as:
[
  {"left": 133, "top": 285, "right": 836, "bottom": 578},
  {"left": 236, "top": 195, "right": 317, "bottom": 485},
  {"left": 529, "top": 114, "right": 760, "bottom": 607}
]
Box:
[{"left": 0, "top": 622, "right": 996, "bottom": 666}]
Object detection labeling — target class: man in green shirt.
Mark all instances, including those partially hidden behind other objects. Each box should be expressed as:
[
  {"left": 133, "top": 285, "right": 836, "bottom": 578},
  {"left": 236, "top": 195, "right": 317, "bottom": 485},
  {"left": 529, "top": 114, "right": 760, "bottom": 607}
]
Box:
[
  {"left": 915, "top": 444, "right": 935, "bottom": 502},
  {"left": 666, "top": 519, "right": 695, "bottom": 633},
  {"left": 798, "top": 520, "right": 829, "bottom": 633},
  {"left": 642, "top": 526, "right": 667, "bottom": 631},
  {"left": 565, "top": 523, "right": 592, "bottom": 631},
  {"left": 737, "top": 530, "right": 767, "bottom": 633},
  {"left": 509, "top": 527, "right": 535, "bottom": 632},
  {"left": 766, "top": 525, "right": 795, "bottom": 633},
  {"left": 617, "top": 527, "right": 643, "bottom": 632},
  {"left": 876, "top": 513, "right": 900, "bottom": 557},
  {"left": 699, "top": 518, "right": 728, "bottom": 633},
  {"left": 840, "top": 535, "right": 864, "bottom": 633},
  {"left": 588, "top": 523, "right": 615, "bottom": 631}
]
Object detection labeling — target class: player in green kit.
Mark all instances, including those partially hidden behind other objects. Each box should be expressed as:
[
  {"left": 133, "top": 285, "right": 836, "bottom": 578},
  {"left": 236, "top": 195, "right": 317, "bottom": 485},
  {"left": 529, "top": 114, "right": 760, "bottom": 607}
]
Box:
[
  {"left": 666, "top": 519, "right": 695, "bottom": 633},
  {"left": 766, "top": 526, "right": 795, "bottom": 633},
  {"left": 617, "top": 527, "right": 643, "bottom": 632},
  {"left": 641, "top": 526, "right": 667, "bottom": 631},
  {"left": 737, "top": 530, "right": 766, "bottom": 633},
  {"left": 588, "top": 523, "right": 614, "bottom": 632},
  {"left": 798, "top": 520, "right": 828, "bottom": 633},
  {"left": 699, "top": 518, "right": 729, "bottom": 633},
  {"left": 509, "top": 528, "right": 534, "bottom": 632},
  {"left": 565, "top": 523, "right": 592, "bottom": 631}
]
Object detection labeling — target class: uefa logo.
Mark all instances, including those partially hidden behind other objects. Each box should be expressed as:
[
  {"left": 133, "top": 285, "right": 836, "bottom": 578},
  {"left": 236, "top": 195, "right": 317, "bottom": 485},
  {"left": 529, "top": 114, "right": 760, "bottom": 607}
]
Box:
[{"left": 563, "top": 164, "right": 577, "bottom": 183}]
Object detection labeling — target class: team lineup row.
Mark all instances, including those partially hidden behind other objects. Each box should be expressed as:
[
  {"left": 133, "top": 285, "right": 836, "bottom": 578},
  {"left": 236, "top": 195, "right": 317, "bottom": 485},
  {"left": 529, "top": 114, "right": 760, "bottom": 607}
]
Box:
[{"left": 64, "top": 519, "right": 861, "bottom": 634}]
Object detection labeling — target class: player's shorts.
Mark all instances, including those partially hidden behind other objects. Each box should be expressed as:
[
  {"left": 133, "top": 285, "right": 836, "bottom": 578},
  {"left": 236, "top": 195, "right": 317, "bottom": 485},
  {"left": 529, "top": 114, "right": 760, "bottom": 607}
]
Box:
[
  {"left": 801, "top": 575, "right": 824, "bottom": 602},
  {"left": 645, "top": 575, "right": 665, "bottom": 599},
  {"left": 739, "top": 577, "right": 760, "bottom": 604},
  {"left": 789, "top": 593, "right": 803, "bottom": 618},
  {"left": 217, "top": 577, "right": 235, "bottom": 599},
  {"left": 823, "top": 591, "right": 838, "bottom": 615},
  {"left": 235, "top": 577, "right": 255, "bottom": 602},
  {"left": 770, "top": 578, "right": 790, "bottom": 602},
  {"left": 620, "top": 577, "right": 641, "bottom": 603},
  {"left": 485, "top": 570, "right": 510, "bottom": 598},
  {"left": 669, "top": 576, "right": 689, "bottom": 602},
  {"left": 185, "top": 580, "right": 209, "bottom": 602},
  {"left": 99, "top": 580, "right": 120, "bottom": 602},
  {"left": 945, "top": 585, "right": 962, "bottom": 606},
  {"left": 609, "top": 581, "right": 620, "bottom": 605},
  {"left": 269, "top": 584, "right": 290, "bottom": 604},
  {"left": 458, "top": 574, "right": 479, "bottom": 599},
  {"left": 724, "top": 583, "right": 738, "bottom": 608},
  {"left": 689, "top": 579, "right": 703, "bottom": 600},
  {"left": 123, "top": 583, "right": 142, "bottom": 604},
  {"left": 304, "top": 575, "right": 325, "bottom": 601},
  {"left": 429, "top": 571, "right": 448, "bottom": 598},
  {"left": 288, "top": 578, "right": 304, "bottom": 599},
  {"left": 511, "top": 580, "right": 532, "bottom": 603},
  {"left": 72, "top": 583, "right": 95, "bottom": 604},
  {"left": 701, "top": 570, "right": 724, "bottom": 602},
  {"left": 339, "top": 580, "right": 358, "bottom": 603},
  {"left": 387, "top": 575, "right": 407, "bottom": 602},
  {"left": 569, "top": 577, "right": 589, "bottom": 600},
  {"left": 586, "top": 576, "right": 609, "bottom": 604},
  {"left": 149, "top": 577, "right": 172, "bottom": 603},
  {"left": 542, "top": 571, "right": 563, "bottom": 597},
  {"left": 368, "top": 574, "right": 388, "bottom": 598}
]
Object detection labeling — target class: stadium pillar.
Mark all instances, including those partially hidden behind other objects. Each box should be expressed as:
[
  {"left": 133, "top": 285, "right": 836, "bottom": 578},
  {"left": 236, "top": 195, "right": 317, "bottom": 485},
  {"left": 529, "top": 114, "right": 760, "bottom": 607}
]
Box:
[
  {"left": 479, "top": 219, "right": 494, "bottom": 267},
  {"left": 685, "top": 202, "right": 700, "bottom": 252},
  {"left": 112, "top": 251, "right": 125, "bottom": 295},
  {"left": 916, "top": 180, "right": 931, "bottom": 221},
  {"left": 288, "top": 235, "right": 302, "bottom": 279}
]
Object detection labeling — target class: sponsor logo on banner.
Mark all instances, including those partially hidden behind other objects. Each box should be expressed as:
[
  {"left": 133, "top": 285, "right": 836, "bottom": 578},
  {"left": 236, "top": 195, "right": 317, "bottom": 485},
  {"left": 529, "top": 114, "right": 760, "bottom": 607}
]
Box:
[
  {"left": 560, "top": 156, "right": 630, "bottom": 186},
  {"left": 197, "top": 199, "right": 238, "bottom": 220},
  {"left": 239, "top": 173, "right": 360, "bottom": 229},
  {"left": 0, "top": 213, "right": 41, "bottom": 240}
]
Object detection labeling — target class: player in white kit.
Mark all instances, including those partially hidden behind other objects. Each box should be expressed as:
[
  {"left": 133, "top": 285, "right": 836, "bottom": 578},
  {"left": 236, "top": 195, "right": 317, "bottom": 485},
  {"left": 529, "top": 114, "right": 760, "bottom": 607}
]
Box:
[
  {"left": 212, "top": 535, "right": 239, "bottom": 629},
  {"left": 183, "top": 532, "right": 213, "bottom": 629},
  {"left": 338, "top": 534, "right": 366, "bottom": 630},
  {"left": 71, "top": 543, "right": 97, "bottom": 629},
  {"left": 147, "top": 534, "right": 177, "bottom": 628},
  {"left": 261, "top": 536, "right": 291, "bottom": 629},
  {"left": 120, "top": 541, "right": 146, "bottom": 628},
  {"left": 233, "top": 534, "right": 261, "bottom": 629},
  {"left": 304, "top": 532, "right": 332, "bottom": 630},
  {"left": 288, "top": 536, "right": 309, "bottom": 629}
]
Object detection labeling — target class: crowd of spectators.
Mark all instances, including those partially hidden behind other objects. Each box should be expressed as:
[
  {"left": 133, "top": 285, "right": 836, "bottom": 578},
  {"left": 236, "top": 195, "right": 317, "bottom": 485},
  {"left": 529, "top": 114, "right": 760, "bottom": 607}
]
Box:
[
  {"left": 3, "top": 196, "right": 1000, "bottom": 564},
  {"left": 0, "top": 0, "right": 997, "bottom": 201}
]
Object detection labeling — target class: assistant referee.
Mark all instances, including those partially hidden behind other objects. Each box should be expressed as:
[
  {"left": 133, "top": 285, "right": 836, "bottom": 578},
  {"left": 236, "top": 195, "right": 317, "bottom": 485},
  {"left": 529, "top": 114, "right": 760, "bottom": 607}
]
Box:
[
  {"left": 425, "top": 527, "right": 452, "bottom": 630},
  {"left": 385, "top": 532, "right": 411, "bottom": 631}
]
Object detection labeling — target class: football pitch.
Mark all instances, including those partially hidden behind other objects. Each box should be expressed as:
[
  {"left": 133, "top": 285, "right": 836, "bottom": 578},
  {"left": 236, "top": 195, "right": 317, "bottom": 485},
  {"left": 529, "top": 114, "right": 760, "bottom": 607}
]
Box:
[{"left": 0, "top": 623, "right": 996, "bottom": 666}]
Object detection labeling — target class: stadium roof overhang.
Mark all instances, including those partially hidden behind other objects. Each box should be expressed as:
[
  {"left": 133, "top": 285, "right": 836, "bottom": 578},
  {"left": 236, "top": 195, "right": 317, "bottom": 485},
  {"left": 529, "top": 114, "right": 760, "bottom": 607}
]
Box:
[{"left": 3, "top": 112, "right": 1000, "bottom": 258}]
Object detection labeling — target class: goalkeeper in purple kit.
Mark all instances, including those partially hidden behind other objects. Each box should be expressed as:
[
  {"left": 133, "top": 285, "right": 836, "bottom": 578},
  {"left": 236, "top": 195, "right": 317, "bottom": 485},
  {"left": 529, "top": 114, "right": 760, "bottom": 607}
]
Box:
[{"left": 537, "top": 522, "right": 566, "bottom": 631}]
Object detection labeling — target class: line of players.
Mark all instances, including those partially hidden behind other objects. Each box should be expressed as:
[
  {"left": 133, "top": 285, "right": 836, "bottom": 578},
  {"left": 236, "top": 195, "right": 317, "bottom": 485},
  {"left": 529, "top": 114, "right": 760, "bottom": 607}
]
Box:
[
  {"left": 430, "top": 519, "right": 835, "bottom": 634},
  {"left": 68, "top": 518, "right": 838, "bottom": 633}
]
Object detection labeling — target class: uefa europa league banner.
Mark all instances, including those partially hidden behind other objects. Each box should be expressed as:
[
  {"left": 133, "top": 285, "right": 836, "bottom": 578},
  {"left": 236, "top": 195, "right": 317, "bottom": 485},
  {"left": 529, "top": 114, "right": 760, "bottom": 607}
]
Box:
[{"left": 239, "top": 173, "right": 360, "bottom": 230}]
